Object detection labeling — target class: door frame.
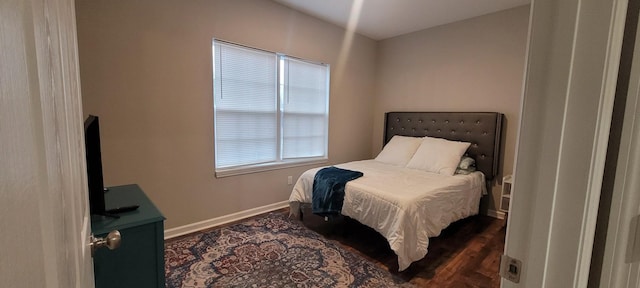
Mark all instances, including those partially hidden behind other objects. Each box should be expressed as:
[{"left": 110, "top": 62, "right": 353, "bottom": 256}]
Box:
[
  {"left": 503, "top": 0, "right": 628, "bottom": 287},
  {"left": 598, "top": 4, "right": 640, "bottom": 286}
]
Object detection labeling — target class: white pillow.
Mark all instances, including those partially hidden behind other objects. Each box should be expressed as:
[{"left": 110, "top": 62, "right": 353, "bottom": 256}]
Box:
[
  {"left": 374, "top": 135, "right": 423, "bottom": 167},
  {"left": 406, "top": 136, "right": 471, "bottom": 175}
]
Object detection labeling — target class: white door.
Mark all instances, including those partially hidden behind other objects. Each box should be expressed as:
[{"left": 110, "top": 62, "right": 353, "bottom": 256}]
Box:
[{"left": 0, "top": 0, "right": 94, "bottom": 287}]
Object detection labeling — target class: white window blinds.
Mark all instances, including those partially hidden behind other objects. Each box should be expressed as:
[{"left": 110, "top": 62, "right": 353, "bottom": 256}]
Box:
[
  {"left": 213, "top": 42, "right": 278, "bottom": 168},
  {"left": 282, "top": 57, "right": 329, "bottom": 159},
  {"left": 213, "top": 40, "right": 329, "bottom": 175}
]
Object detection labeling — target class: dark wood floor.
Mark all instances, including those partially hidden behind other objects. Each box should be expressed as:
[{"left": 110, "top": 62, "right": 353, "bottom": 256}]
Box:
[{"left": 298, "top": 208, "right": 506, "bottom": 288}]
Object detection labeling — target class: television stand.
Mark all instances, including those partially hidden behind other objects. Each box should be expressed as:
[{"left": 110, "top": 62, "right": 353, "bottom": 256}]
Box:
[{"left": 91, "top": 184, "right": 165, "bottom": 288}]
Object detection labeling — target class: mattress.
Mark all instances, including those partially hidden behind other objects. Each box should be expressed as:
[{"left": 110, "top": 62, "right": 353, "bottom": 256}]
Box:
[{"left": 288, "top": 159, "right": 485, "bottom": 271}]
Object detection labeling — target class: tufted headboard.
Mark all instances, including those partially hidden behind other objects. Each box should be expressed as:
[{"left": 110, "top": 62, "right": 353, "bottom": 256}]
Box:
[{"left": 384, "top": 112, "right": 504, "bottom": 181}]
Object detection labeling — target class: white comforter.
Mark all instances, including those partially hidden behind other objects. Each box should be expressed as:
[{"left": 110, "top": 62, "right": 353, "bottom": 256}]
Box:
[{"left": 288, "top": 160, "right": 485, "bottom": 271}]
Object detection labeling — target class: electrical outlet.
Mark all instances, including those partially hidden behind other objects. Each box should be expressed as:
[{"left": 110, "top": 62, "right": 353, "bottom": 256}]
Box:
[
  {"left": 287, "top": 176, "right": 293, "bottom": 185},
  {"left": 500, "top": 254, "right": 522, "bottom": 283}
]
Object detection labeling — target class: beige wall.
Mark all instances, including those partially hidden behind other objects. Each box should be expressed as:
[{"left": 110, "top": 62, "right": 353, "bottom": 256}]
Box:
[
  {"left": 373, "top": 6, "right": 530, "bottom": 213},
  {"left": 75, "top": 0, "right": 377, "bottom": 228},
  {"left": 76, "top": 1, "right": 529, "bottom": 228}
]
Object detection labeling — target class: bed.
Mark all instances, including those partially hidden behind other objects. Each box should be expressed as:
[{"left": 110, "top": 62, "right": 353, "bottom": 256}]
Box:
[{"left": 289, "top": 112, "right": 504, "bottom": 271}]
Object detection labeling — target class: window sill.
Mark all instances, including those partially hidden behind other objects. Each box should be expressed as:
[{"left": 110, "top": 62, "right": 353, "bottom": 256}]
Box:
[{"left": 215, "top": 158, "right": 328, "bottom": 178}]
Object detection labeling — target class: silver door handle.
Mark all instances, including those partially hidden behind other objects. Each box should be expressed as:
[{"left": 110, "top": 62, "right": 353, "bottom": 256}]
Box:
[{"left": 90, "top": 230, "right": 121, "bottom": 256}]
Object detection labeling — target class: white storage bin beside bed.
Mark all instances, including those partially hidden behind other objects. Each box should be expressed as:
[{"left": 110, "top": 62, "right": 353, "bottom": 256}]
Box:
[{"left": 501, "top": 174, "right": 513, "bottom": 213}]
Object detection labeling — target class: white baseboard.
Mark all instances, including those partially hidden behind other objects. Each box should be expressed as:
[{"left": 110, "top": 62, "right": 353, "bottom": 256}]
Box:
[
  {"left": 487, "top": 209, "right": 506, "bottom": 220},
  {"left": 165, "top": 202, "right": 505, "bottom": 239},
  {"left": 164, "top": 200, "right": 290, "bottom": 239}
]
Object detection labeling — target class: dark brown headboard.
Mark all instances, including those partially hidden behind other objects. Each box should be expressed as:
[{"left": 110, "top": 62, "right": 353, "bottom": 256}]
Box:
[{"left": 384, "top": 112, "right": 504, "bottom": 181}]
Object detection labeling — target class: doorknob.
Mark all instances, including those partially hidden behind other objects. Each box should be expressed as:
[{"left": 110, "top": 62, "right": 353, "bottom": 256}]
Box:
[{"left": 90, "top": 230, "right": 121, "bottom": 256}]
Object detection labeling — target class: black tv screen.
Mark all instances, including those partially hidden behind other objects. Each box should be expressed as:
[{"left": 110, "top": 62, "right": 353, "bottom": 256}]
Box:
[{"left": 84, "top": 115, "right": 106, "bottom": 215}]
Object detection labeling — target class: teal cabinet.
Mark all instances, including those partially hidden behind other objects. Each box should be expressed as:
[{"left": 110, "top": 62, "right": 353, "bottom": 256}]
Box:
[{"left": 91, "top": 184, "right": 165, "bottom": 288}]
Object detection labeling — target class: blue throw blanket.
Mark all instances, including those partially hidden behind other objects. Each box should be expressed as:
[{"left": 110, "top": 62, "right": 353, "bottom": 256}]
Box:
[{"left": 312, "top": 166, "right": 364, "bottom": 216}]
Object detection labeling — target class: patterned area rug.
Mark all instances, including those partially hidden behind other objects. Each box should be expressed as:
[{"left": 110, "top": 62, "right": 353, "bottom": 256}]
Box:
[{"left": 165, "top": 212, "right": 414, "bottom": 288}]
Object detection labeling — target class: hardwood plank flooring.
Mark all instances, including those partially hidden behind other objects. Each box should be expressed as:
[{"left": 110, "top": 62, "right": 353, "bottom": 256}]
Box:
[{"left": 299, "top": 208, "right": 506, "bottom": 287}]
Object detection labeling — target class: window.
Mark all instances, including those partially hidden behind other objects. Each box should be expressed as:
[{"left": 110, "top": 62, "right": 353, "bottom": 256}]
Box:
[{"left": 212, "top": 40, "right": 329, "bottom": 177}]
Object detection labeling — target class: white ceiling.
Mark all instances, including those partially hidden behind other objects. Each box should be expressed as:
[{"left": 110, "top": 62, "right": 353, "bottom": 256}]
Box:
[{"left": 273, "top": 0, "right": 530, "bottom": 40}]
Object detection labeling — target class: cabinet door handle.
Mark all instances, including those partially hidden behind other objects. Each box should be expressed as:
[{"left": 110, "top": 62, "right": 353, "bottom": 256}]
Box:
[{"left": 90, "top": 230, "right": 121, "bottom": 256}]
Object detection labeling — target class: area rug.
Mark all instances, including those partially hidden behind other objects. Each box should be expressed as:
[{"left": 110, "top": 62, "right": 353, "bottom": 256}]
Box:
[{"left": 165, "top": 212, "right": 414, "bottom": 288}]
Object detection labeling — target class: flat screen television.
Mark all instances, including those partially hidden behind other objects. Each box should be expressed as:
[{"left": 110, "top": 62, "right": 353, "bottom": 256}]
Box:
[{"left": 84, "top": 115, "right": 106, "bottom": 215}]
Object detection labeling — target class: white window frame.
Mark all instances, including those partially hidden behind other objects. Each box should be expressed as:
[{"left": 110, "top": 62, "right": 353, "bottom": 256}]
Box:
[{"left": 212, "top": 39, "right": 329, "bottom": 177}]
